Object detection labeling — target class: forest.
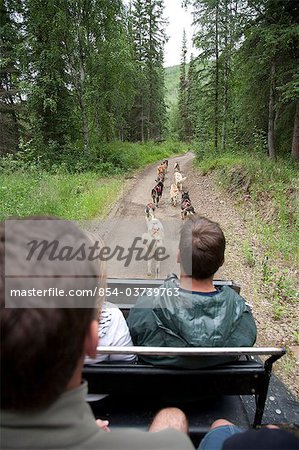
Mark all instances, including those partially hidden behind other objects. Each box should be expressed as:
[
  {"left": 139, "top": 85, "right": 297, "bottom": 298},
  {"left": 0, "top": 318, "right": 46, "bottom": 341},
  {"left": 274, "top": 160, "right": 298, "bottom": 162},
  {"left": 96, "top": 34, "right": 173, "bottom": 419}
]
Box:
[{"left": 1, "top": 0, "right": 298, "bottom": 163}]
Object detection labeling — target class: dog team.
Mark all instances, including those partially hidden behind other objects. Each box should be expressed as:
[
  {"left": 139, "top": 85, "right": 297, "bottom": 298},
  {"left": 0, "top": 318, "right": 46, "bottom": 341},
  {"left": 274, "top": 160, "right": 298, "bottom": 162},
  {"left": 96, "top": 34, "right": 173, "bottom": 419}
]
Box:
[
  {"left": 147, "top": 159, "right": 195, "bottom": 220},
  {"left": 143, "top": 159, "right": 195, "bottom": 277}
]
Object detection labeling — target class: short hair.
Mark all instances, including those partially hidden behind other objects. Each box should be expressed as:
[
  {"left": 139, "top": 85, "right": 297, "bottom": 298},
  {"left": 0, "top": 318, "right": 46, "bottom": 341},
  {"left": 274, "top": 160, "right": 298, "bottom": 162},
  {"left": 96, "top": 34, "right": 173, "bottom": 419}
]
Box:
[
  {"left": 0, "top": 217, "right": 100, "bottom": 412},
  {"left": 179, "top": 215, "right": 225, "bottom": 280}
]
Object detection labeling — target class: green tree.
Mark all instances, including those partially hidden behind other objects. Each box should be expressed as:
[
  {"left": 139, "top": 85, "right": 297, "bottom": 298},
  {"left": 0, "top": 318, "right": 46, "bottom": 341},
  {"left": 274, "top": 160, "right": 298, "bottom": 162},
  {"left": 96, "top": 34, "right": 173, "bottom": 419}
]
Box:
[
  {"left": 192, "top": 0, "right": 221, "bottom": 151},
  {"left": 186, "top": 54, "right": 197, "bottom": 141},
  {"left": 178, "top": 30, "right": 188, "bottom": 141},
  {"left": 185, "top": 0, "right": 299, "bottom": 160},
  {"left": 130, "top": 0, "right": 167, "bottom": 141},
  {"left": 24, "top": 0, "right": 74, "bottom": 154},
  {"left": 234, "top": 0, "right": 299, "bottom": 159},
  {"left": 0, "top": 0, "right": 23, "bottom": 154}
]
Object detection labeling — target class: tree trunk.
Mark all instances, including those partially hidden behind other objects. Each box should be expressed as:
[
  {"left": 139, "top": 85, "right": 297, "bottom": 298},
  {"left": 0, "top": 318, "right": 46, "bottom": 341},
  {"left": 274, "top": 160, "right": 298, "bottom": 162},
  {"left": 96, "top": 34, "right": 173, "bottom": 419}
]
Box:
[
  {"left": 141, "top": 95, "right": 145, "bottom": 143},
  {"left": 214, "top": 0, "right": 219, "bottom": 152},
  {"left": 221, "top": 0, "right": 229, "bottom": 152},
  {"left": 267, "top": 62, "right": 276, "bottom": 159},
  {"left": 79, "top": 43, "right": 89, "bottom": 153},
  {"left": 291, "top": 97, "right": 299, "bottom": 162}
]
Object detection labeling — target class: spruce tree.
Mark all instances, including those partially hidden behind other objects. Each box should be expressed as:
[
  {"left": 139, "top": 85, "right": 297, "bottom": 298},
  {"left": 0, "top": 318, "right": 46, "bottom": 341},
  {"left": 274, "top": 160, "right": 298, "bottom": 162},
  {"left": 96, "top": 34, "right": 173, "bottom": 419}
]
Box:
[
  {"left": 130, "top": 0, "right": 167, "bottom": 141},
  {"left": 0, "top": 0, "right": 22, "bottom": 154},
  {"left": 178, "top": 30, "right": 188, "bottom": 141}
]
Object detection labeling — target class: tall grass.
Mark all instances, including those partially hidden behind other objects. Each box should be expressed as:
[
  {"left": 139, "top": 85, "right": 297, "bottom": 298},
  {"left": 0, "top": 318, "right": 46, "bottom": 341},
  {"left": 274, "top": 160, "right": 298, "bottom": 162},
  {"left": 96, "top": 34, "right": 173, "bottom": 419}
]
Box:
[
  {"left": 195, "top": 147, "right": 299, "bottom": 266},
  {"left": 1, "top": 141, "right": 188, "bottom": 220},
  {"left": 0, "top": 172, "right": 122, "bottom": 221}
]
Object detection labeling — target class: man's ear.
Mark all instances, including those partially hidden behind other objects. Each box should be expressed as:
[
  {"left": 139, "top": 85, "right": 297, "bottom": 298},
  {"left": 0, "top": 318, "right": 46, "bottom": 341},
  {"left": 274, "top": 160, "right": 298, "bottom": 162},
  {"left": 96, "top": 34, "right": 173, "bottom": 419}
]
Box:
[{"left": 84, "top": 320, "right": 98, "bottom": 359}]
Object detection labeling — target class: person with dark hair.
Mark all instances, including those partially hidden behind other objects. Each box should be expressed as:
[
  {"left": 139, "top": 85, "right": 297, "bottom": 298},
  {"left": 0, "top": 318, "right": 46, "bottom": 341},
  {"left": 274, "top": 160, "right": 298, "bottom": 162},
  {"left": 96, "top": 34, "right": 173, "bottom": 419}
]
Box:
[
  {"left": 128, "top": 215, "right": 257, "bottom": 368},
  {"left": 0, "top": 217, "right": 195, "bottom": 449},
  {"left": 198, "top": 419, "right": 299, "bottom": 450}
]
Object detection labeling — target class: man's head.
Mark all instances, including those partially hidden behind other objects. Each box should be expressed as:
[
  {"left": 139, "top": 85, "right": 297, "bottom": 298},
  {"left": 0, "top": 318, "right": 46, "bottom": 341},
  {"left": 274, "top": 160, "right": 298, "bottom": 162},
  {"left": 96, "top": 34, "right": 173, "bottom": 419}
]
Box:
[
  {"left": 179, "top": 215, "right": 225, "bottom": 280},
  {"left": 0, "top": 217, "right": 101, "bottom": 412}
]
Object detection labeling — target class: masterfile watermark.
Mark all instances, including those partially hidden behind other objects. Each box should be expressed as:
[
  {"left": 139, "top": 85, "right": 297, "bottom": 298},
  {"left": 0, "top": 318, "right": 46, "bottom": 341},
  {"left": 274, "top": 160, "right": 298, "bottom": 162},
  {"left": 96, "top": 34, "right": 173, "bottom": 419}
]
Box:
[
  {"left": 3, "top": 217, "right": 183, "bottom": 307},
  {"left": 26, "top": 237, "right": 169, "bottom": 267}
]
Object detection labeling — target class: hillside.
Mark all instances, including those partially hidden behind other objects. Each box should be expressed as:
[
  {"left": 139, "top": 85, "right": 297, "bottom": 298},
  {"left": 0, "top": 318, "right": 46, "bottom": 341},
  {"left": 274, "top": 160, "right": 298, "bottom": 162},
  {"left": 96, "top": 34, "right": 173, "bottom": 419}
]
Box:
[{"left": 164, "top": 64, "right": 180, "bottom": 107}]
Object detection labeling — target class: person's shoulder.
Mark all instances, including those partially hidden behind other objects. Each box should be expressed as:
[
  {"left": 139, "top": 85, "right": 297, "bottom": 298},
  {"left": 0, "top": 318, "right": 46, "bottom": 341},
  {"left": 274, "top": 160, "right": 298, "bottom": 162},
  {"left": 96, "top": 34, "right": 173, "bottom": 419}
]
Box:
[
  {"left": 220, "top": 286, "right": 254, "bottom": 315},
  {"left": 220, "top": 286, "right": 245, "bottom": 302},
  {"left": 100, "top": 302, "right": 124, "bottom": 327},
  {"left": 156, "top": 273, "right": 180, "bottom": 295},
  {"left": 164, "top": 273, "right": 179, "bottom": 286},
  {"left": 103, "top": 302, "right": 123, "bottom": 317}
]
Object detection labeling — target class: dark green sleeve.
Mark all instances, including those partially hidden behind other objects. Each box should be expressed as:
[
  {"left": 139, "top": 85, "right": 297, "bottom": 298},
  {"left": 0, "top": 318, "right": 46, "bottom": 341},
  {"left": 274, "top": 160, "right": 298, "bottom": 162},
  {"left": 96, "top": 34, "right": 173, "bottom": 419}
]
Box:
[
  {"left": 229, "top": 307, "right": 257, "bottom": 347},
  {"left": 127, "top": 296, "right": 156, "bottom": 346}
]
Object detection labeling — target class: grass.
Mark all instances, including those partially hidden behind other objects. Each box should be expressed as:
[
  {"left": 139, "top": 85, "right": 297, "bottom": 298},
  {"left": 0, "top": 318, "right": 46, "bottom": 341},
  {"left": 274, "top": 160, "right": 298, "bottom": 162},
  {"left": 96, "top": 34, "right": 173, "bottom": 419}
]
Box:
[
  {"left": 195, "top": 144, "right": 299, "bottom": 322},
  {"left": 0, "top": 172, "right": 122, "bottom": 221},
  {"left": 242, "top": 239, "right": 256, "bottom": 268},
  {"left": 195, "top": 147, "right": 299, "bottom": 266},
  {"left": 1, "top": 141, "right": 189, "bottom": 221}
]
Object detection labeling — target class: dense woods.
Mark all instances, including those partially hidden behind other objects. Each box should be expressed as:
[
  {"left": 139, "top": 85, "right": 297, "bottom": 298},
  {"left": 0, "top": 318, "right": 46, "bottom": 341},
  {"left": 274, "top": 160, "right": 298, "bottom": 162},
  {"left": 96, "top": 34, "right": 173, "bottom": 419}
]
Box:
[
  {"left": 1, "top": 0, "right": 167, "bottom": 163},
  {"left": 178, "top": 0, "right": 299, "bottom": 161},
  {"left": 1, "top": 0, "right": 298, "bottom": 163}
]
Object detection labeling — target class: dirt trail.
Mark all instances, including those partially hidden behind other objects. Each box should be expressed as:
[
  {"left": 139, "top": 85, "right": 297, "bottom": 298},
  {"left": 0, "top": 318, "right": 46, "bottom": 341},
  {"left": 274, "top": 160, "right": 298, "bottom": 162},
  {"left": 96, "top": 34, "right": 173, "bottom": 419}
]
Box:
[
  {"left": 94, "top": 152, "right": 192, "bottom": 278},
  {"left": 93, "top": 151, "right": 252, "bottom": 285},
  {"left": 90, "top": 151, "right": 298, "bottom": 398}
]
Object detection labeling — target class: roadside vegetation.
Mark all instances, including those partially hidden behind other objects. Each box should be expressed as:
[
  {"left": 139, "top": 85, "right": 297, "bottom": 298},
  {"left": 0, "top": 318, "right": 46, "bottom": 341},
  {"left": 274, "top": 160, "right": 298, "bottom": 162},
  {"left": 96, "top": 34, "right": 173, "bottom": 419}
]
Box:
[
  {"left": 195, "top": 146, "right": 298, "bottom": 325},
  {"left": 195, "top": 146, "right": 298, "bottom": 397},
  {"left": 0, "top": 141, "right": 186, "bottom": 221}
]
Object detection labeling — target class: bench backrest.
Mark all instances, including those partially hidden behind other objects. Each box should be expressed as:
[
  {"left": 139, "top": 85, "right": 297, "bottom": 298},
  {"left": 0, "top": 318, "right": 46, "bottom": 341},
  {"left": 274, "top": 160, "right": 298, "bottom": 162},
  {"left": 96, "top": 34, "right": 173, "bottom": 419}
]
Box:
[{"left": 83, "top": 347, "right": 285, "bottom": 427}]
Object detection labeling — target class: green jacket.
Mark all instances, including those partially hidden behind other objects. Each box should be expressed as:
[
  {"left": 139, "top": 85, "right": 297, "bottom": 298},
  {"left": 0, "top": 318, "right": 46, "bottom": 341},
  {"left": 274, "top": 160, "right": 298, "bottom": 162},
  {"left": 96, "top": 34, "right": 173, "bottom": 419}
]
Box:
[{"left": 127, "top": 274, "right": 257, "bottom": 368}]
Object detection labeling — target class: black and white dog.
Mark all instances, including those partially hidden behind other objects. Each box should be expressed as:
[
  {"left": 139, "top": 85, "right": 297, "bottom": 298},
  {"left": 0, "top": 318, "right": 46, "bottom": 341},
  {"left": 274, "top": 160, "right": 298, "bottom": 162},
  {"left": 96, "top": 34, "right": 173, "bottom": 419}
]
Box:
[
  {"left": 181, "top": 191, "right": 195, "bottom": 220},
  {"left": 151, "top": 181, "right": 164, "bottom": 207},
  {"left": 145, "top": 202, "right": 156, "bottom": 221}
]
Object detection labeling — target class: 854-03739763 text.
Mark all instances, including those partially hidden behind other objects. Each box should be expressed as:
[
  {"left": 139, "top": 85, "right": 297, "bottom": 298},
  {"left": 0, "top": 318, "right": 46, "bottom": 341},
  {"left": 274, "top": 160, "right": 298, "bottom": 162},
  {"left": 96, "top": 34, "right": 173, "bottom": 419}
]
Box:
[{"left": 9, "top": 286, "right": 180, "bottom": 299}]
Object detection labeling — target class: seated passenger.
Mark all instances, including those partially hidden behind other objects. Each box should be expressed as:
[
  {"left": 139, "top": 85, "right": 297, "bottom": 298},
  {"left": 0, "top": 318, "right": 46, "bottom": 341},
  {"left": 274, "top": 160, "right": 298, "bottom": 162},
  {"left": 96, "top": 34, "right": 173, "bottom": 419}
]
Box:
[
  {"left": 84, "top": 233, "right": 135, "bottom": 364},
  {"left": 85, "top": 301, "right": 136, "bottom": 363},
  {"left": 127, "top": 215, "right": 257, "bottom": 368}
]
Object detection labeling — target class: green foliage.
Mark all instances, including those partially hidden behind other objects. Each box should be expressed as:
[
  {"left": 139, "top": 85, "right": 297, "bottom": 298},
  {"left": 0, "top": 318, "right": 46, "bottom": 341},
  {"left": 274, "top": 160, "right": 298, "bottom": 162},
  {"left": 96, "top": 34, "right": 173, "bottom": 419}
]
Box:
[
  {"left": 195, "top": 148, "right": 299, "bottom": 266},
  {"left": 2, "top": 0, "right": 141, "bottom": 158},
  {"left": 0, "top": 171, "right": 122, "bottom": 221},
  {"left": 129, "top": 0, "right": 167, "bottom": 141},
  {"left": 0, "top": 0, "right": 23, "bottom": 154},
  {"left": 242, "top": 240, "right": 256, "bottom": 268},
  {"left": 183, "top": 0, "right": 299, "bottom": 158},
  {"left": 178, "top": 30, "right": 189, "bottom": 142},
  {"left": 164, "top": 64, "right": 182, "bottom": 107},
  {"left": 281, "top": 352, "right": 297, "bottom": 374},
  {"left": 294, "top": 332, "right": 299, "bottom": 345},
  {"left": 0, "top": 140, "right": 186, "bottom": 175},
  {"left": 0, "top": 140, "right": 187, "bottom": 220},
  {"left": 261, "top": 258, "right": 298, "bottom": 321}
]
